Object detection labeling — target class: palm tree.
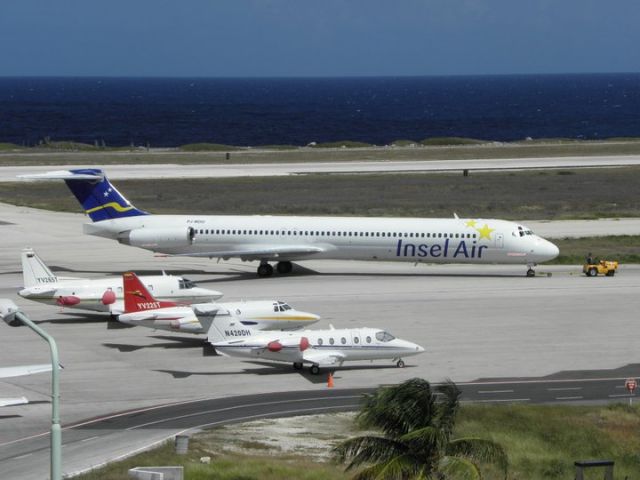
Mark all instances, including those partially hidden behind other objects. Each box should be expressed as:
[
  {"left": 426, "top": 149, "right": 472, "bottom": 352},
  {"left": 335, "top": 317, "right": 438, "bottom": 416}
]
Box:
[{"left": 333, "top": 378, "right": 507, "bottom": 479}]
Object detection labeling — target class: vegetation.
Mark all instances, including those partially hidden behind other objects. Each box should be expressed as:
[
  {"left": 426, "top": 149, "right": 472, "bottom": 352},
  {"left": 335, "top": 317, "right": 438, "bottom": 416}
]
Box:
[
  {"left": 551, "top": 235, "right": 640, "bottom": 265},
  {"left": 456, "top": 403, "right": 640, "bottom": 479},
  {"left": 4, "top": 137, "right": 640, "bottom": 165},
  {"left": 179, "top": 143, "right": 240, "bottom": 152},
  {"left": 4, "top": 167, "right": 640, "bottom": 220},
  {"left": 310, "top": 140, "right": 373, "bottom": 148},
  {"left": 420, "top": 137, "right": 487, "bottom": 146},
  {"left": 74, "top": 439, "right": 348, "bottom": 480},
  {"left": 334, "top": 378, "right": 507, "bottom": 479}
]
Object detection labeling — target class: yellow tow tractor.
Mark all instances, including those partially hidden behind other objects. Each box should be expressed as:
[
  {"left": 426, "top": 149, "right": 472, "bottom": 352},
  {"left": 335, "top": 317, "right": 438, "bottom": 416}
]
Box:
[{"left": 583, "top": 260, "right": 619, "bottom": 277}]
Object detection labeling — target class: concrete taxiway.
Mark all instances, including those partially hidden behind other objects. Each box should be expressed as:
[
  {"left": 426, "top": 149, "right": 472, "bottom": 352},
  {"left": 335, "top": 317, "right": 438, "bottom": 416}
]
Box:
[
  {"left": 1, "top": 202, "right": 639, "bottom": 477},
  {"left": 2, "top": 154, "right": 640, "bottom": 181}
]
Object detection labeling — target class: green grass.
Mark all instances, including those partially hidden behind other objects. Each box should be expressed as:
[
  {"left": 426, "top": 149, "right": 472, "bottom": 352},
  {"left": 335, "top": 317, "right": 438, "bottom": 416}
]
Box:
[
  {"left": 549, "top": 235, "right": 640, "bottom": 265},
  {"left": 456, "top": 403, "right": 640, "bottom": 479},
  {"left": 311, "top": 140, "right": 373, "bottom": 148},
  {"left": 74, "top": 439, "right": 348, "bottom": 480},
  {"left": 420, "top": 136, "right": 487, "bottom": 145},
  {"left": 5, "top": 167, "right": 640, "bottom": 220},
  {"left": 178, "top": 143, "right": 241, "bottom": 152},
  {"left": 73, "top": 404, "right": 640, "bottom": 480}
]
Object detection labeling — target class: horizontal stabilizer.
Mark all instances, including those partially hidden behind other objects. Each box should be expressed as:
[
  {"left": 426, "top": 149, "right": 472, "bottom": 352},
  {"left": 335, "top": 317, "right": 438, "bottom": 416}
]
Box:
[{"left": 19, "top": 170, "right": 104, "bottom": 181}]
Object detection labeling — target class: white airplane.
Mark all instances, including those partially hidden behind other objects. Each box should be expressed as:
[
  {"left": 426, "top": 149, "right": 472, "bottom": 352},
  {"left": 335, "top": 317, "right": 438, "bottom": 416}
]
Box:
[
  {"left": 119, "top": 272, "right": 320, "bottom": 333},
  {"left": 207, "top": 315, "right": 425, "bottom": 375},
  {"left": 18, "top": 248, "right": 222, "bottom": 314},
  {"left": 21, "top": 169, "right": 559, "bottom": 277},
  {"left": 0, "top": 364, "right": 52, "bottom": 407}
]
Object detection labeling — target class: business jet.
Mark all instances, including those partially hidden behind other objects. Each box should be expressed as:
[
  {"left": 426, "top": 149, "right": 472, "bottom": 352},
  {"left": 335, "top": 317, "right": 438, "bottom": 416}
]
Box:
[
  {"left": 21, "top": 169, "right": 559, "bottom": 277},
  {"left": 18, "top": 248, "right": 222, "bottom": 314},
  {"left": 120, "top": 272, "right": 320, "bottom": 333},
  {"left": 207, "top": 315, "right": 424, "bottom": 375}
]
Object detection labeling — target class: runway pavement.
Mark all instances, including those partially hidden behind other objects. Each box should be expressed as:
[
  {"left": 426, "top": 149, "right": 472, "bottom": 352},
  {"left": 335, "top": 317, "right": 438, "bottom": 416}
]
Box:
[
  {"left": 2, "top": 154, "right": 640, "bottom": 181},
  {"left": 1, "top": 202, "right": 639, "bottom": 477}
]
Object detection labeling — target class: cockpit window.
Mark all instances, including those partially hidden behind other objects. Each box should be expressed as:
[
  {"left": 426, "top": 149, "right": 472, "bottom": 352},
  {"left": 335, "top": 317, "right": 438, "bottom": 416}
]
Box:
[
  {"left": 275, "top": 301, "right": 292, "bottom": 312},
  {"left": 178, "top": 278, "right": 196, "bottom": 289},
  {"left": 375, "top": 331, "right": 395, "bottom": 342},
  {"left": 515, "top": 226, "right": 534, "bottom": 238}
]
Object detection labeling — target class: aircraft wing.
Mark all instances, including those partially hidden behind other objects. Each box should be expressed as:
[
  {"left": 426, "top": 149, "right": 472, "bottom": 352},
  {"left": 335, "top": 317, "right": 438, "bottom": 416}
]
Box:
[
  {"left": 0, "top": 364, "right": 52, "bottom": 379},
  {"left": 0, "top": 397, "right": 29, "bottom": 407},
  {"left": 170, "top": 245, "right": 328, "bottom": 260},
  {"left": 108, "top": 300, "right": 125, "bottom": 315},
  {"left": 302, "top": 349, "right": 346, "bottom": 367}
]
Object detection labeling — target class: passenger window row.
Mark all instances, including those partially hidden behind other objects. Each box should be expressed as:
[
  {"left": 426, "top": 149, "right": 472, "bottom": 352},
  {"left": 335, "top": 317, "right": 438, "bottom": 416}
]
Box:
[{"left": 195, "top": 229, "right": 477, "bottom": 239}]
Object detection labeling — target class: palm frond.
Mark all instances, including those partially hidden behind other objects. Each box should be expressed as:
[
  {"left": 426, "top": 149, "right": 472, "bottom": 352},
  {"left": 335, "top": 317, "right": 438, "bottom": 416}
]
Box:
[
  {"left": 447, "top": 437, "right": 508, "bottom": 477},
  {"left": 333, "top": 435, "right": 408, "bottom": 470},
  {"left": 399, "top": 425, "right": 448, "bottom": 459},
  {"left": 438, "top": 456, "right": 482, "bottom": 480},
  {"left": 357, "top": 378, "right": 438, "bottom": 436},
  {"left": 350, "top": 454, "right": 431, "bottom": 480},
  {"left": 434, "top": 379, "right": 461, "bottom": 438}
]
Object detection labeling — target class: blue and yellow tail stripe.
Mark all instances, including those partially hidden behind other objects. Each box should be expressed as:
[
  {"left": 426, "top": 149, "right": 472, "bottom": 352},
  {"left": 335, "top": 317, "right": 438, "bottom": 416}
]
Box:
[{"left": 64, "top": 168, "right": 148, "bottom": 222}]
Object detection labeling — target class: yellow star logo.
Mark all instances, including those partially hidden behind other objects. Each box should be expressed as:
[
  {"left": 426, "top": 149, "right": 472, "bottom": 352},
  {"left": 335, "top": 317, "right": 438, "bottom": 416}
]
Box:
[
  {"left": 476, "top": 224, "right": 495, "bottom": 240},
  {"left": 465, "top": 220, "right": 477, "bottom": 228}
]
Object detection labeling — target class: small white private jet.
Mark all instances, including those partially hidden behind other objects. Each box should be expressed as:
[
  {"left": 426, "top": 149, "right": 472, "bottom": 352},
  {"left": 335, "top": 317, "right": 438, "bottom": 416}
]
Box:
[
  {"left": 20, "top": 169, "right": 559, "bottom": 277},
  {"left": 18, "top": 248, "right": 222, "bottom": 314},
  {"left": 0, "top": 364, "right": 52, "bottom": 407},
  {"left": 207, "top": 315, "right": 425, "bottom": 375},
  {"left": 119, "top": 272, "right": 320, "bottom": 333}
]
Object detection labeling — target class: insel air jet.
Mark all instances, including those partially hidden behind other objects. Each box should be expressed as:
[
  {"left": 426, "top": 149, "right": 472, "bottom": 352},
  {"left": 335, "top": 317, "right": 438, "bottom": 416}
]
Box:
[
  {"left": 207, "top": 314, "right": 425, "bottom": 375},
  {"left": 22, "top": 169, "right": 560, "bottom": 277},
  {"left": 119, "top": 272, "right": 320, "bottom": 333},
  {"left": 18, "top": 248, "right": 222, "bottom": 314}
]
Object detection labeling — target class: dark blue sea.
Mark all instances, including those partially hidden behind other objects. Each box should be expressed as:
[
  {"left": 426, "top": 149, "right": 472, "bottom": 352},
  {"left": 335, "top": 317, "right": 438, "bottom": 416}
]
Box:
[{"left": 1, "top": 74, "right": 640, "bottom": 147}]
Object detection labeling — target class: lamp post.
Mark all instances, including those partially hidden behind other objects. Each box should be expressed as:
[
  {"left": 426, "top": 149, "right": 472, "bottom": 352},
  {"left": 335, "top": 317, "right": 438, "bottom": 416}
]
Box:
[{"left": 0, "top": 299, "right": 61, "bottom": 480}]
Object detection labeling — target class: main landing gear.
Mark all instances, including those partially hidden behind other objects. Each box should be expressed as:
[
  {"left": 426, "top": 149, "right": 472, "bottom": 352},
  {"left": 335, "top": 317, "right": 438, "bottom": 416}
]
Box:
[{"left": 257, "top": 261, "right": 292, "bottom": 277}]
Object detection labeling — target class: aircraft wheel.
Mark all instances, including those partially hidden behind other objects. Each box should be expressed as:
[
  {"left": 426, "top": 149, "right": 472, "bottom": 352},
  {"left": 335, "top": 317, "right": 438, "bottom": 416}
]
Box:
[
  {"left": 588, "top": 267, "right": 598, "bottom": 277},
  {"left": 310, "top": 365, "right": 320, "bottom": 375},
  {"left": 257, "top": 263, "right": 274, "bottom": 277},
  {"left": 526, "top": 268, "right": 535, "bottom": 277},
  {"left": 293, "top": 362, "right": 303, "bottom": 370},
  {"left": 396, "top": 359, "right": 406, "bottom": 368},
  {"left": 277, "top": 261, "right": 293, "bottom": 274}
]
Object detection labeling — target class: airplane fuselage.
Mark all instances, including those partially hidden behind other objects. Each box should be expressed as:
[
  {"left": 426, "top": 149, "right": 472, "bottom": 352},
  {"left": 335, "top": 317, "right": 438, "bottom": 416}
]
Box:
[{"left": 85, "top": 214, "right": 559, "bottom": 265}]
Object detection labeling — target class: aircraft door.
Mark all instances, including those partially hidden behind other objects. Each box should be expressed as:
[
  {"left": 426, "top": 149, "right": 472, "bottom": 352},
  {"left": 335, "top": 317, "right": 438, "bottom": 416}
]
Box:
[{"left": 495, "top": 233, "right": 504, "bottom": 248}]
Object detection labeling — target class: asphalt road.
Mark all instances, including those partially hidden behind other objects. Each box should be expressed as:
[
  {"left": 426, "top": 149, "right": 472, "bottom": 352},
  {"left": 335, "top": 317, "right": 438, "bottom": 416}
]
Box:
[
  {"left": 2, "top": 154, "right": 640, "bottom": 181},
  {"left": 1, "top": 202, "right": 639, "bottom": 478}
]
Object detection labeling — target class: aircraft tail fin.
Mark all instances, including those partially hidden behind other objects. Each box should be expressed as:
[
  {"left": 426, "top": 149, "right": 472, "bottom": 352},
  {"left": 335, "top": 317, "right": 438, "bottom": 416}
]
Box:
[
  {"left": 207, "top": 314, "right": 256, "bottom": 344},
  {"left": 123, "top": 272, "right": 177, "bottom": 313},
  {"left": 19, "top": 169, "right": 148, "bottom": 222},
  {"left": 21, "top": 249, "right": 58, "bottom": 288}
]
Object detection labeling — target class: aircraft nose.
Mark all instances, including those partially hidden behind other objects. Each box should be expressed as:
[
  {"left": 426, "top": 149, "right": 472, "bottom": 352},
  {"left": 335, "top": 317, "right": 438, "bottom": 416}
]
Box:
[{"left": 542, "top": 239, "right": 560, "bottom": 261}]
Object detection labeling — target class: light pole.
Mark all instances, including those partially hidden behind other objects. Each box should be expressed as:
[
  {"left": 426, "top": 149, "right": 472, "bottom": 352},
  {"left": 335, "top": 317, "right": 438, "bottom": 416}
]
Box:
[{"left": 0, "top": 299, "right": 61, "bottom": 480}]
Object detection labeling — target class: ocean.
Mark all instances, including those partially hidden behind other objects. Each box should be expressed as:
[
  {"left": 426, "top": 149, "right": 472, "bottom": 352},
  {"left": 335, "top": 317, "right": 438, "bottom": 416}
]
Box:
[{"left": 0, "top": 74, "right": 639, "bottom": 147}]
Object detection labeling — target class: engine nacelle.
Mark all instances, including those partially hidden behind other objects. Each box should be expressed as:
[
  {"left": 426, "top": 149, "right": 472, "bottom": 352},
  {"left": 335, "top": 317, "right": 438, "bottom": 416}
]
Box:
[{"left": 119, "top": 227, "right": 195, "bottom": 249}]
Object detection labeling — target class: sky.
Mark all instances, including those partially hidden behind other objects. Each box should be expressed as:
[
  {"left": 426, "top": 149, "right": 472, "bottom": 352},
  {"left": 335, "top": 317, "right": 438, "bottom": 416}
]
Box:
[{"left": 0, "top": 0, "right": 639, "bottom": 77}]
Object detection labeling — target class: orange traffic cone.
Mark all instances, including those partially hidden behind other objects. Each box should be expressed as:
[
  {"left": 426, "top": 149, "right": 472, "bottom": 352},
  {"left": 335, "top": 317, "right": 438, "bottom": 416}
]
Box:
[{"left": 327, "top": 372, "right": 334, "bottom": 388}]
